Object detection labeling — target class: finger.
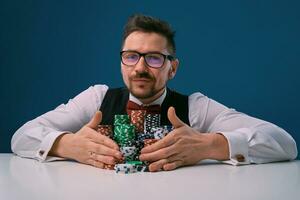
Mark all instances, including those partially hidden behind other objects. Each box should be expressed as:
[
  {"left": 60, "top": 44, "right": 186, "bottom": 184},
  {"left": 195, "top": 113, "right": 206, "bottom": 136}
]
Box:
[
  {"left": 94, "top": 160, "right": 105, "bottom": 169},
  {"left": 88, "top": 130, "right": 119, "bottom": 150},
  {"left": 86, "top": 158, "right": 104, "bottom": 169},
  {"left": 86, "top": 111, "right": 102, "bottom": 129},
  {"left": 139, "top": 145, "right": 176, "bottom": 162},
  {"left": 140, "top": 128, "right": 180, "bottom": 154},
  {"left": 90, "top": 142, "right": 123, "bottom": 160},
  {"left": 148, "top": 155, "right": 182, "bottom": 172},
  {"left": 94, "top": 154, "right": 117, "bottom": 165},
  {"left": 163, "top": 160, "right": 184, "bottom": 171},
  {"left": 148, "top": 159, "right": 169, "bottom": 172},
  {"left": 167, "top": 107, "right": 185, "bottom": 128}
]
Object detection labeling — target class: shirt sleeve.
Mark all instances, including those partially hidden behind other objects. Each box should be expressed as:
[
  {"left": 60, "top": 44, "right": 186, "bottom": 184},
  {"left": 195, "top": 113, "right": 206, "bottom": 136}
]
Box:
[
  {"left": 188, "top": 92, "right": 298, "bottom": 165},
  {"left": 11, "top": 84, "right": 109, "bottom": 162}
]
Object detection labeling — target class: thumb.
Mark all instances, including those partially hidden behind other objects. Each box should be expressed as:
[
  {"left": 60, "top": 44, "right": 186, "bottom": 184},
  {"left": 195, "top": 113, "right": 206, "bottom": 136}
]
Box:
[
  {"left": 86, "top": 111, "right": 102, "bottom": 129},
  {"left": 167, "top": 107, "right": 185, "bottom": 129}
]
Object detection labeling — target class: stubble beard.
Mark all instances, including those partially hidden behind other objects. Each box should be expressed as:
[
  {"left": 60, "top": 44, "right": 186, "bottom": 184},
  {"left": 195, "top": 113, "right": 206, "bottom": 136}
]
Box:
[
  {"left": 127, "top": 71, "right": 163, "bottom": 100},
  {"left": 126, "top": 70, "right": 166, "bottom": 100},
  {"left": 128, "top": 81, "right": 157, "bottom": 99}
]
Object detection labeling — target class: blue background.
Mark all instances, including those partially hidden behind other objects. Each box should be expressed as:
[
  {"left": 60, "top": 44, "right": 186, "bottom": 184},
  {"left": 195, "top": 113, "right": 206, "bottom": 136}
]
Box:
[{"left": 1, "top": 0, "right": 299, "bottom": 157}]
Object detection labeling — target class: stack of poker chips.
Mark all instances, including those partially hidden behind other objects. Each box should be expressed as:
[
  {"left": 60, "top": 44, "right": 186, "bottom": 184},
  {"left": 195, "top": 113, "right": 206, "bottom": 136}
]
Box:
[
  {"left": 134, "top": 113, "right": 160, "bottom": 152},
  {"left": 113, "top": 114, "right": 147, "bottom": 173},
  {"left": 97, "top": 125, "right": 115, "bottom": 169},
  {"left": 97, "top": 113, "right": 173, "bottom": 173},
  {"left": 97, "top": 125, "right": 113, "bottom": 138},
  {"left": 130, "top": 110, "right": 146, "bottom": 133},
  {"left": 113, "top": 115, "right": 137, "bottom": 161},
  {"left": 144, "top": 114, "right": 161, "bottom": 133}
]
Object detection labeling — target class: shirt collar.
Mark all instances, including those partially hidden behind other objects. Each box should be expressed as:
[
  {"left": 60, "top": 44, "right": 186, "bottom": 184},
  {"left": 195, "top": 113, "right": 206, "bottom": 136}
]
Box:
[{"left": 129, "top": 88, "right": 167, "bottom": 106}]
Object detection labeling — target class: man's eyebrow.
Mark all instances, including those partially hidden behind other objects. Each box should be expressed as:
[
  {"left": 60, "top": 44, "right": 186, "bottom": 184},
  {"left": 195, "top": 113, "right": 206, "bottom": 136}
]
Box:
[
  {"left": 122, "top": 49, "right": 166, "bottom": 54},
  {"left": 146, "top": 51, "right": 166, "bottom": 54}
]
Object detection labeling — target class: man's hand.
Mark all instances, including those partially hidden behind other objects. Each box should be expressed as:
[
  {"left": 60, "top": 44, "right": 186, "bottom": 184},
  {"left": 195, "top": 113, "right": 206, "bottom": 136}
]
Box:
[
  {"left": 139, "top": 107, "right": 229, "bottom": 172},
  {"left": 50, "top": 111, "right": 123, "bottom": 168}
]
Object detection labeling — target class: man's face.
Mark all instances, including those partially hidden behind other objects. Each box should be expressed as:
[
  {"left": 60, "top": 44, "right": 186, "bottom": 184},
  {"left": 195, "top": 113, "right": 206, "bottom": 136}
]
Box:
[{"left": 121, "top": 31, "right": 178, "bottom": 102}]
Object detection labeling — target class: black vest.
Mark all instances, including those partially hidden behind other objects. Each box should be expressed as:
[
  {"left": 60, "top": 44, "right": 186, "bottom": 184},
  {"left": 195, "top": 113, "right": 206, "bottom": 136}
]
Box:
[{"left": 99, "top": 87, "right": 190, "bottom": 126}]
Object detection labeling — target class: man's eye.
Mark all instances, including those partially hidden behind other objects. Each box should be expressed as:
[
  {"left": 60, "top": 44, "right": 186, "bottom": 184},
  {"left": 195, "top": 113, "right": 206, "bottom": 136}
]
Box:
[
  {"left": 126, "top": 54, "right": 138, "bottom": 60},
  {"left": 147, "top": 55, "right": 163, "bottom": 62}
]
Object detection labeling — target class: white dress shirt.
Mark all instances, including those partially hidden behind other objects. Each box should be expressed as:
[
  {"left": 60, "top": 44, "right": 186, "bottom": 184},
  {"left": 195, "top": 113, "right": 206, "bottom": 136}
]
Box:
[{"left": 11, "top": 84, "right": 298, "bottom": 165}]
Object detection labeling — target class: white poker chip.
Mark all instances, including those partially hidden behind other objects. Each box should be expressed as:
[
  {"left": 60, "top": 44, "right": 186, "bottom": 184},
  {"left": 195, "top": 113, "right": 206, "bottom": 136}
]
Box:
[
  {"left": 120, "top": 146, "right": 137, "bottom": 157},
  {"left": 114, "top": 164, "right": 137, "bottom": 174}
]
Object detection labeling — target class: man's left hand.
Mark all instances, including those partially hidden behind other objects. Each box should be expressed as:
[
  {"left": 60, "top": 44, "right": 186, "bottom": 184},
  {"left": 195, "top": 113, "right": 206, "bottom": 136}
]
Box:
[{"left": 139, "top": 107, "right": 229, "bottom": 172}]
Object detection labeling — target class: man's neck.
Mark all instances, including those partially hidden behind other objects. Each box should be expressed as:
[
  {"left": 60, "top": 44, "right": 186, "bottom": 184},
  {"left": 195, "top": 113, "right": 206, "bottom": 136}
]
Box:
[{"left": 130, "top": 88, "right": 167, "bottom": 106}]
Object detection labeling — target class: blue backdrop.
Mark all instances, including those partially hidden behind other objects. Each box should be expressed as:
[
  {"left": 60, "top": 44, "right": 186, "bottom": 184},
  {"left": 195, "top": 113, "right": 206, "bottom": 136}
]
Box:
[{"left": 1, "top": 0, "right": 299, "bottom": 158}]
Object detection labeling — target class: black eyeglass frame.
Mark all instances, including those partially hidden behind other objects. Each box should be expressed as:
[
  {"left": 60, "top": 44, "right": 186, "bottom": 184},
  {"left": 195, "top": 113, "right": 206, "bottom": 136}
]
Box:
[{"left": 120, "top": 50, "right": 175, "bottom": 68}]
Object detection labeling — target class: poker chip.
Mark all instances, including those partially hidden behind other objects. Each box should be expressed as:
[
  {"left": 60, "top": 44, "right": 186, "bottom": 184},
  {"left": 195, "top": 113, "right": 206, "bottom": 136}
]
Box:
[
  {"left": 136, "top": 132, "right": 154, "bottom": 142},
  {"left": 103, "top": 164, "right": 115, "bottom": 170},
  {"left": 135, "top": 165, "right": 149, "bottom": 172},
  {"left": 144, "top": 114, "right": 160, "bottom": 133},
  {"left": 114, "top": 124, "right": 135, "bottom": 147},
  {"left": 144, "top": 138, "right": 159, "bottom": 147},
  {"left": 115, "top": 163, "right": 137, "bottom": 174},
  {"left": 133, "top": 140, "right": 144, "bottom": 158},
  {"left": 151, "top": 125, "right": 173, "bottom": 139},
  {"left": 120, "top": 146, "right": 137, "bottom": 156},
  {"left": 114, "top": 115, "right": 130, "bottom": 126},
  {"left": 130, "top": 110, "right": 146, "bottom": 133},
  {"left": 120, "top": 146, "right": 137, "bottom": 161},
  {"left": 126, "top": 160, "right": 143, "bottom": 165},
  {"left": 161, "top": 125, "right": 174, "bottom": 132},
  {"left": 114, "top": 162, "right": 149, "bottom": 173},
  {"left": 97, "top": 125, "right": 113, "bottom": 138}
]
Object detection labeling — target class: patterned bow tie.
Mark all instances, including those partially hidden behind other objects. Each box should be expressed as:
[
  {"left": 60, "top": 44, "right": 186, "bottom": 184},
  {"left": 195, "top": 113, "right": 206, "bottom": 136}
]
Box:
[{"left": 126, "top": 100, "right": 161, "bottom": 115}]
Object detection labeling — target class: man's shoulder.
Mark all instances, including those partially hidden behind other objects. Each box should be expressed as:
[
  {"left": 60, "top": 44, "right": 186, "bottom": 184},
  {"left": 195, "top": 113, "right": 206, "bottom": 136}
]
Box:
[
  {"left": 90, "top": 84, "right": 126, "bottom": 94},
  {"left": 92, "top": 84, "right": 109, "bottom": 90},
  {"left": 85, "top": 84, "right": 109, "bottom": 97},
  {"left": 189, "top": 92, "right": 206, "bottom": 98}
]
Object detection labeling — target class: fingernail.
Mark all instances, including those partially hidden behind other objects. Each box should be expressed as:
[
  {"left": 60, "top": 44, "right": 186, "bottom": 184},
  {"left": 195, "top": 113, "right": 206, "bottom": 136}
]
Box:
[
  {"left": 150, "top": 166, "right": 161, "bottom": 172},
  {"left": 139, "top": 154, "right": 144, "bottom": 160},
  {"left": 115, "top": 152, "right": 122, "bottom": 158},
  {"left": 140, "top": 148, "right": 146, "bottom": 153}
]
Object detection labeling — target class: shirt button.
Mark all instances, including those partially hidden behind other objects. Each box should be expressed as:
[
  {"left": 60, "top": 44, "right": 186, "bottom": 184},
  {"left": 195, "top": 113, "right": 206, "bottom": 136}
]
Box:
[{"left": 235, "top": 154, "right": 245, "bottom": 162}]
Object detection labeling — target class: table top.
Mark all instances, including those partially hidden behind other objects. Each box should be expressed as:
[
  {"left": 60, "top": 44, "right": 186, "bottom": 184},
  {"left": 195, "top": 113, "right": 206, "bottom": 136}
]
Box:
[{"left": 0, "top": 153, "right": 299, "bottom": 200}]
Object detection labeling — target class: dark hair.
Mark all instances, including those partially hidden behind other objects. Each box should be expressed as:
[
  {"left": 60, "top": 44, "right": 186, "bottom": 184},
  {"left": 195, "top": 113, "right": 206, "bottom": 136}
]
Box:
[{"left": 122, "top": 14, "right": 176, "bottom": 55}]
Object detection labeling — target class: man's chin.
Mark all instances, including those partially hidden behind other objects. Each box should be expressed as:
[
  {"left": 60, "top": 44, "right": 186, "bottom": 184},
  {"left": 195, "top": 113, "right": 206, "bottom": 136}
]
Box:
[
  {"left": 130, "top": 90, "right": 152, "bottom": 99},
  {"left": 129, "top": 87, "right": 154, "bottom": 99}
]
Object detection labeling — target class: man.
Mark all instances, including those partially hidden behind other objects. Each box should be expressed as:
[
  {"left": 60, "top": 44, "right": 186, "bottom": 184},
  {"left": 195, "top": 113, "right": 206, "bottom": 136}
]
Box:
[{"left": 11, "top": 14, "right": 297, "bottom": 172}]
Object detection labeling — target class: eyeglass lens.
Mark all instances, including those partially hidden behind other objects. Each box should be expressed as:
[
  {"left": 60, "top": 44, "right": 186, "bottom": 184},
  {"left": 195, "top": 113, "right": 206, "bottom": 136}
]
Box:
[{"left": 122, "top": 52, "right": 165, "bottom": 68}]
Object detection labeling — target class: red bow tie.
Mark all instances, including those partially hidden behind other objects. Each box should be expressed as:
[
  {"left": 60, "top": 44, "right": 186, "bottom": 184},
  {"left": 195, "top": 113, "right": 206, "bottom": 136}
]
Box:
[{"left": 126, "top": 100, "right": 161, "bottom": 115}]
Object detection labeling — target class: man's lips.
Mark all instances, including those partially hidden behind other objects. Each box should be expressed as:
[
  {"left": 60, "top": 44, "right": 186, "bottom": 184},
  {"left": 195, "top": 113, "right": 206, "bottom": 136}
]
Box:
[{"left": 131, "top": 78, "right": 152, "bottom": 82}]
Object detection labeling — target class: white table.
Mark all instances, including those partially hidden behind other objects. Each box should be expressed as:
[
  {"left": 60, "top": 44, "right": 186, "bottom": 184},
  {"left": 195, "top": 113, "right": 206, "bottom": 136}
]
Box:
[{"left": 0, "top": 154, "right": 299, "bottom": 200}]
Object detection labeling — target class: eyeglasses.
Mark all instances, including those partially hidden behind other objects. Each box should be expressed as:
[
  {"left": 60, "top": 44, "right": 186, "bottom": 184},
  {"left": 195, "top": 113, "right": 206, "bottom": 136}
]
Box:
[{"left": 120, "top": 50, "right": 175, "bottom": 68}]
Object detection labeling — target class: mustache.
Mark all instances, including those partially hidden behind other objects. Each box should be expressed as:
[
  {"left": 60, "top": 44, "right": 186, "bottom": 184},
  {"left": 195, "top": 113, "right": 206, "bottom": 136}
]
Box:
[{"left": 130, "top": 71, "right": 154, "bottom": 80}]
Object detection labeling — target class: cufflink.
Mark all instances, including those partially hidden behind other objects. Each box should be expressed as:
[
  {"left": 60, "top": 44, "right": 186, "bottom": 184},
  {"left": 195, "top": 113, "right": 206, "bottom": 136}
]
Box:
[
  {"left": 235, "top": 154, "right": 245, "bottom": 162},
  {"left": 39, "top": 150, "right": 45, "bottom": 156}
]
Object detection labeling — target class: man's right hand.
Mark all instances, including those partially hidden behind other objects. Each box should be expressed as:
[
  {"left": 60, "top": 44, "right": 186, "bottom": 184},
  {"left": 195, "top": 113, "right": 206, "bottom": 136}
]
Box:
[{"left": 49, "top": 111, "right": 123, "bottom": 168}]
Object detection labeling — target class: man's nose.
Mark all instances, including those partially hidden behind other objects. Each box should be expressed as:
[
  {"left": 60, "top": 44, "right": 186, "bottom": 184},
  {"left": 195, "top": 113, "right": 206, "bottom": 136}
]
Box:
[{"left": 134, "top": 56, "right": 148, "bottom": 72}]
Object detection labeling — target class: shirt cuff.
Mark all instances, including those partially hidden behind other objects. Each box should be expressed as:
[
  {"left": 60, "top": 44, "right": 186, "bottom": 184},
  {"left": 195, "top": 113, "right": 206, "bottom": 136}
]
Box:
[
  {"left": 218, "top": 128, "right": 251, "bottom": 165},
  {"left": 35, "top": 131, "right": 69, "bottom": 162}
]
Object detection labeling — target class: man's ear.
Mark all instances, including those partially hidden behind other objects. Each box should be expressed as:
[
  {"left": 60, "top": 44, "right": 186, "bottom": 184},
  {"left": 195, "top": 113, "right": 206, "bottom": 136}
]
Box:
[{"left": 169, "top": 59, "right": 179, "bottom": 80}]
